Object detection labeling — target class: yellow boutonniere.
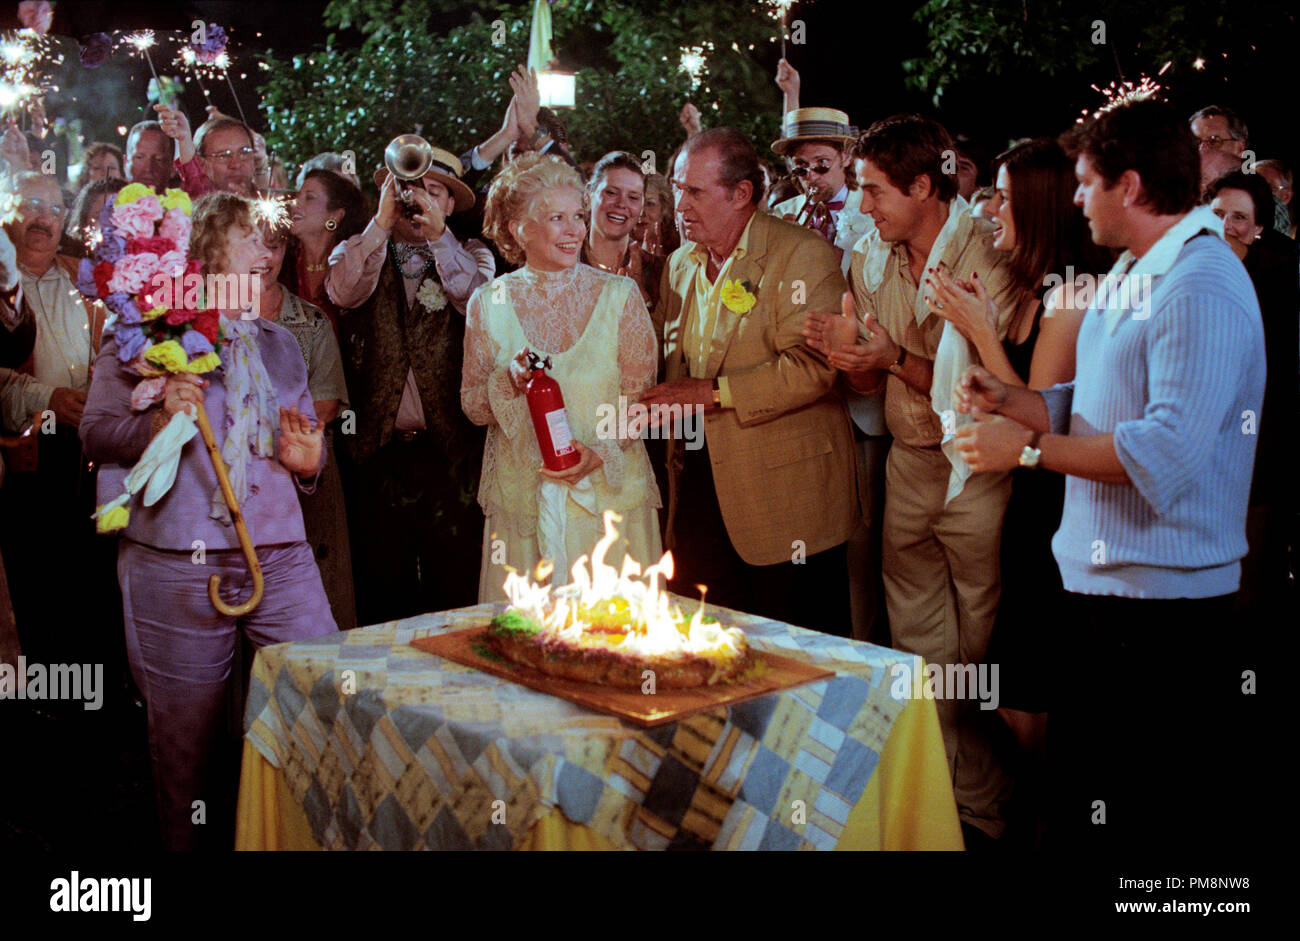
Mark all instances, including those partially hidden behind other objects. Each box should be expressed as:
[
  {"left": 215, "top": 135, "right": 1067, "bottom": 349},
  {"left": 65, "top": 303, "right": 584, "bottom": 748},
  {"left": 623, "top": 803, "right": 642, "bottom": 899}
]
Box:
[
  {"left": 720, "top": 278, "right": 757, "bottom": 314},
  {"left": 114, "top": 183, "right": 153, "bottom": 207}
]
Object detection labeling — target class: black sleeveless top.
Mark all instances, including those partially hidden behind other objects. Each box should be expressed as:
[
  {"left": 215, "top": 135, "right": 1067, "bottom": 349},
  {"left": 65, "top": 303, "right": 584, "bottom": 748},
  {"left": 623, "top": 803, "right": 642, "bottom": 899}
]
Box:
[{"left": 1002, "top": 301, "right": 1044, "bottom": 384}]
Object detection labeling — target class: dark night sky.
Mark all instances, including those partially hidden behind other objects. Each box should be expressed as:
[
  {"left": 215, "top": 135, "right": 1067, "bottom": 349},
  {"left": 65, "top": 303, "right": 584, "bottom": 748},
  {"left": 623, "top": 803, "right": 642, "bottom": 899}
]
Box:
[{"left": 9, "top": 0, "right": 1298, "bottom": 176}]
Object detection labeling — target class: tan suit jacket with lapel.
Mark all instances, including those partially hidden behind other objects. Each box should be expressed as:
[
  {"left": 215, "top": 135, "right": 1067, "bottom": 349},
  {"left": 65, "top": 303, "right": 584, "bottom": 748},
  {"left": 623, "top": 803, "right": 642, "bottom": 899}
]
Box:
[{"left": 658, "top": 210, "right": 860, "bottom": 566}]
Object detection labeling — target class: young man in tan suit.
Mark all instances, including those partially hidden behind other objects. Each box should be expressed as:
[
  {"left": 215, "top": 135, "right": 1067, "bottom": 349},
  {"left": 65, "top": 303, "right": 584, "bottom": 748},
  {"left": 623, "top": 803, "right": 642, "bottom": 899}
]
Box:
[
  {"left": 805, "top": 116, "right": 1018, "bottom": 845},
  {"left": 641, "top": 128, "right": 858, "bottom": 635}
]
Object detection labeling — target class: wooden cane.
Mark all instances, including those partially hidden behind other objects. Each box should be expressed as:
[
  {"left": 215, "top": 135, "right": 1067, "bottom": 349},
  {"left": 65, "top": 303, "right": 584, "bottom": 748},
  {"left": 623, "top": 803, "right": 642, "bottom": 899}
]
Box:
[{"left": 192, "top": 406, "right": 264, "bottom": 616}]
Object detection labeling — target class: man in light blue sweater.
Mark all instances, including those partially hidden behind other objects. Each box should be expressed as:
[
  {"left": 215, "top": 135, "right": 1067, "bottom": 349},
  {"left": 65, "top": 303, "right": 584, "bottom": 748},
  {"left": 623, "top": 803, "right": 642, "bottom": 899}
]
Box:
[{"left": 951, "top": 100, "right": 1265, "bottom": 855}]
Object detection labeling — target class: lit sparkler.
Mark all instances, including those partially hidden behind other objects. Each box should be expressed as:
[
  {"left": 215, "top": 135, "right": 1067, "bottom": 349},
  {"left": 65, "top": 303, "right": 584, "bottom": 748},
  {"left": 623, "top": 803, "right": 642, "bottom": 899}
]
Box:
[
  {"left": 0, "top": 28, "right": 59, "bottom": 130},
  {"left": 1077, "top": 75, "right": 1166, "bottom": 123},
  {"left": 251, "top": 193, "right": 291, "bottom": 232},
  {"left": 119, "top": 30, "right": 163, "bottom": 91},
  {"left": 678, "top": 43, "right": 712, "bottom": 90},
  {"left": 761, "top": 0, "right": 801, "bottom": 58}
]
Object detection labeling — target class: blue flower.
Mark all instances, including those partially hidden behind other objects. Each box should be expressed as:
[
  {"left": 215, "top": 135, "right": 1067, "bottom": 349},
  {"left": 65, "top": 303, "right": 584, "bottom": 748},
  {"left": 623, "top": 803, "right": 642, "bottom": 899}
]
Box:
[
  {"left": 97, "top": 234, "right": 126, "bottom": 264},
  {"left": 180, "top": 329, "right": 214, "bottom": 358},
  {"left": 116, "top": 326, "right": 147, "bottom": 362},
  {"left": 106, "top": 292, "right": 140, "bottom": 323},
  {"left": 76, "top": 257, "right": 97, "bottom": 297}
]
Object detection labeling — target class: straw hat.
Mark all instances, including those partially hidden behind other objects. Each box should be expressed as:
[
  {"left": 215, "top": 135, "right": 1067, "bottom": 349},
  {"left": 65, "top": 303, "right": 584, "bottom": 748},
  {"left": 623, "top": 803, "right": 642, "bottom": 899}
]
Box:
[{"left": 771, "top": 107, "right": 856, "bottom": 156}]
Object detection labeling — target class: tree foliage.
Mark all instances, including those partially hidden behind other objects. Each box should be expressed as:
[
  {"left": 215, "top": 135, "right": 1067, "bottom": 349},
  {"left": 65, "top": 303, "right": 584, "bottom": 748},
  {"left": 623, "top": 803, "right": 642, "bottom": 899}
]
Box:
[
  {"left": 257, "top": 0, "right": 787, "bottom": 184},
  {"left": 903, "top": 0, "right": 1296, "bottom": 108}
]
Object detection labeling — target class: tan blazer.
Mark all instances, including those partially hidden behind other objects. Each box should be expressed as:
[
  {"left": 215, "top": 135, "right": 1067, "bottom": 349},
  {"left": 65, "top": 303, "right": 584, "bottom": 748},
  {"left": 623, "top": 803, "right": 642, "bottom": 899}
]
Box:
[{"left": 658, "top": 210, "right": 860, "bottom": 566}]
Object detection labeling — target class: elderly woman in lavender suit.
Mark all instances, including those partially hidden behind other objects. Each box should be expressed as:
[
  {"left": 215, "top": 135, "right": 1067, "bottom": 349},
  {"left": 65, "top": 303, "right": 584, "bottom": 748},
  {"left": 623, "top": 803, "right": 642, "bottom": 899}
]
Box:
[{"left": 80, "top": 193, "right": 337, "bottom": 851}]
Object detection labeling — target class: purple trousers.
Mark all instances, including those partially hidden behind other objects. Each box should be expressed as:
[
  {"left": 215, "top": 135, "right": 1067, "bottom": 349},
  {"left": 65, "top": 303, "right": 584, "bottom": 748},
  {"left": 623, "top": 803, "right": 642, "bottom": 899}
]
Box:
[{"left": 119, "top": 539, "right": 337, "bottom": 850}]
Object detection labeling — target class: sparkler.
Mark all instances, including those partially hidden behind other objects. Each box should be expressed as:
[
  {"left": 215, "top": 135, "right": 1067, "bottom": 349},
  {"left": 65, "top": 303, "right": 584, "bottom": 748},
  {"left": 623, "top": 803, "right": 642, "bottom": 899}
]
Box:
[
  {"left": 1077, "top": 75, "right": 1166, "bottom": 123},
  {"left": 120, "top": 30, "right": 163, "bottom": 93},
  {"left": 761, "top": 0, "right": 798, "bottom": 59},
  {"left": 251, "top": 193, "right": 291, "bottom": 233},
  {"left": 1, "top": 28, "right": 58, "bottom": 131},
  {"left": 678, "top": 43, "right": 712, "bottom": 90},
  {"left": 175, "top": 45, "right": 212, "bottom": 104}
]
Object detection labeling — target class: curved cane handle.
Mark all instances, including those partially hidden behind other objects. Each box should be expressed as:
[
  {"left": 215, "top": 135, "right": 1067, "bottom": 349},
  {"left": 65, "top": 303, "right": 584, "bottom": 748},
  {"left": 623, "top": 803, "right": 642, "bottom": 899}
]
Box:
[{"left": 192, "top": 404, "right": 264, "bottom": 616}]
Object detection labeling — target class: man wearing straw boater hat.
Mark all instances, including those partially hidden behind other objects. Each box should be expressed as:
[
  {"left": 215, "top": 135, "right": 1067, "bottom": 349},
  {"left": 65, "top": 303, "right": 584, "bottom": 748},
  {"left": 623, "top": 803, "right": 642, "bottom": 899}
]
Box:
[
  {"left": 327, "top": 140, "right": 494, "bottom": 624},
  {"left": 772, "top": 68, "right": 886, "bottom": 647},
  {"left": 770, "top": 105, "right": 875, "bottom": 277}
]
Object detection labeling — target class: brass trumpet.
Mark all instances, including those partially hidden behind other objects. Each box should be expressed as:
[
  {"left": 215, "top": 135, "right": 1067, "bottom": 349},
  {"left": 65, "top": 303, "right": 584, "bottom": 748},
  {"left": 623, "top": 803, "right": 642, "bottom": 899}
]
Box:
[{"left": 384, "top": 133, "right": 434, "bottom": 218}]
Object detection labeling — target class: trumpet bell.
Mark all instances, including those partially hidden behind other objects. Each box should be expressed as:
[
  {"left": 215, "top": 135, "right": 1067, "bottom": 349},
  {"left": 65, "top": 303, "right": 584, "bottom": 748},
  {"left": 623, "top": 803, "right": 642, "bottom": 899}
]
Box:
[{"left": 384, "top": 134, "right": 434, "bottom": 182}]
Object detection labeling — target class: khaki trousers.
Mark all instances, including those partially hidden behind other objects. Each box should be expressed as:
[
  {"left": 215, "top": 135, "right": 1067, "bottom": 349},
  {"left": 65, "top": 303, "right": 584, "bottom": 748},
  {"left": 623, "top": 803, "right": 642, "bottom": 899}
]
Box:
[{"left": 882, "top": 441, "right": 1013, "bottom": 838}]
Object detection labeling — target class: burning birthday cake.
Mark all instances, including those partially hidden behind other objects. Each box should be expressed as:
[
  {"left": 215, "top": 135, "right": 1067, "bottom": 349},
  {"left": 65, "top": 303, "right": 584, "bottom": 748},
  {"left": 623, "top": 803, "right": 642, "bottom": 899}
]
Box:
[{"left": 484, "top": 513, "right": 753, "bottom": 689}]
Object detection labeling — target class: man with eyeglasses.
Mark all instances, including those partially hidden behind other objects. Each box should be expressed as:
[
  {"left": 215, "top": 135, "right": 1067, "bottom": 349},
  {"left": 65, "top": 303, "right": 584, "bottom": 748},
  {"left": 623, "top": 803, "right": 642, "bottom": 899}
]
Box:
[
  {"left": 1, "top": 172, "right": 110, "bottom": 674},
  {"left": 1189, "top": 104, "right": 1249, "bottom": 193},
  {"left": 153, "top": 103, "right": 258, "bottom": 198}
]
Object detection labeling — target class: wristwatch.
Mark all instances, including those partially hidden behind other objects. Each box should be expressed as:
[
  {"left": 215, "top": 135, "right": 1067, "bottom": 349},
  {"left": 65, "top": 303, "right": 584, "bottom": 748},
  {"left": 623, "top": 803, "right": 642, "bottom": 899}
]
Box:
[
  {"left": 1019, "top": 431, "right": 1043, "bottom": 468},
  {"left": 711, "top": 379, "right": 721, "bottom": 407},
  {"left": 887, "top": 346, "right": 907, "bottom": 375}
]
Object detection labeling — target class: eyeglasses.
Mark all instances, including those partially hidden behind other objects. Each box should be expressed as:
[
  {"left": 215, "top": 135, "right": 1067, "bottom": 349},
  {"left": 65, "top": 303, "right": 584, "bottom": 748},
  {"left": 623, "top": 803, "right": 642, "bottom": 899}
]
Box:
[
  {"left": 791, "top": 161, "right": 835, "bottom": 177},
  {"left": 202, "top": 146, "right": 256, "bottom": 163},
  {"left": 20, "top": 197, "right": 66, "bottom": 219},
  {"left": 1195, "top": 135, "right": 1240, "bottom": 149}
]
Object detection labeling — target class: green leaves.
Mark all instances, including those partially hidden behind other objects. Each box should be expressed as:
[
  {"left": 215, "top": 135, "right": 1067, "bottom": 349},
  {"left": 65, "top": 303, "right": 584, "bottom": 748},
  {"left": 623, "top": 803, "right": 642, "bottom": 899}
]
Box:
[{"left": 258, "top": 0, "right": 782, "bottom": 183}]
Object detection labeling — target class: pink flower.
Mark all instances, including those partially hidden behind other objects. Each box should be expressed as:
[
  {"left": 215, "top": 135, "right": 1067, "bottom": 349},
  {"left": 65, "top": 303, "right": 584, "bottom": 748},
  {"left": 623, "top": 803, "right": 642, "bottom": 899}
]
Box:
[
  {"left": 107, "top": 253, "right": 159, "bottom": 295},
  {"left": 130, "top": 377, "right": 167, "bottom": 411},
  {"left": 157, "top": 250, "right": 187, "bottom": 279},
  {"left": 158, "top": 208, "right": 191, "bottom": 247},
  {"left": 111, "top": 197, "right": 165, "bottom": 240}
]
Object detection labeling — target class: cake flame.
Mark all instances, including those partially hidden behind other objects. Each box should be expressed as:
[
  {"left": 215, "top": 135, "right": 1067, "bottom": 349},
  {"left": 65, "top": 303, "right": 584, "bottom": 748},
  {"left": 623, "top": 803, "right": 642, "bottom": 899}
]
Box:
[{"left": 501, "top": 510, "right": 746, "bottom": 661}]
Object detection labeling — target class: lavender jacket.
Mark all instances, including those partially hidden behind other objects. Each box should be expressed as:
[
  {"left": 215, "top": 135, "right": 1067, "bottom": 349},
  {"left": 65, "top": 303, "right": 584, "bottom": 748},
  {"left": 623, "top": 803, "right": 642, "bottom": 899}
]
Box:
[{"left": 81, "top": 318, "right": 323, "bottom": 551}]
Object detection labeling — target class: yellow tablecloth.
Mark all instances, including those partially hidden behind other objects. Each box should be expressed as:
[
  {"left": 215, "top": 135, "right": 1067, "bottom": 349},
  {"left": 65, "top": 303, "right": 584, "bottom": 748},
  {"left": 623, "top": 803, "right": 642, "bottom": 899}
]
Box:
[{"left": 235, "top": 602, "right": 963, "bottom": 851}]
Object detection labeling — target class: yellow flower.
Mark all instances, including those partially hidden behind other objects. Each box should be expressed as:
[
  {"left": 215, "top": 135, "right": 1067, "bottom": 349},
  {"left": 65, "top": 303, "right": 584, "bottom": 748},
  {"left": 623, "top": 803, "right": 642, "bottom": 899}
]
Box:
[
  {"left": 95, "top": 504, "right": 129, "bottom": 534},
  {"left": 140, "top": 305, "right": 168, "bottom": 322},
  {"left": 159, "top": 188, "right": 193, "bottom": 215},
  {"left": 144, "top": 339, "right": 187, "bottom": 372},
  {"left": 720, "top": 279, "right": 757, "bottom": 314},
  {"left": 114, "top": 183, "right": 153, "bottom": 207},
  {"left": 182, "top": 352, "right": 221, "bottom": 374}
]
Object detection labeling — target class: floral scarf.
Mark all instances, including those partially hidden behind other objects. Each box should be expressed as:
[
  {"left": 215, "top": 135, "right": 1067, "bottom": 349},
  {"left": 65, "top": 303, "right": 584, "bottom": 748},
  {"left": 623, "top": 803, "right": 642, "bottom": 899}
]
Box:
[{"left": 210, "top": 317, "right": 279, "bottom": 525}]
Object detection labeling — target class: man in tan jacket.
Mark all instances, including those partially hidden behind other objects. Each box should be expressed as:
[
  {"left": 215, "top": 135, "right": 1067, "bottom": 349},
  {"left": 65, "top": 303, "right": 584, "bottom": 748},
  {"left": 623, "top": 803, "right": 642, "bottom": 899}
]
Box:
[{"left": 642, "top": 128, "right": 858, "bottom": 635}]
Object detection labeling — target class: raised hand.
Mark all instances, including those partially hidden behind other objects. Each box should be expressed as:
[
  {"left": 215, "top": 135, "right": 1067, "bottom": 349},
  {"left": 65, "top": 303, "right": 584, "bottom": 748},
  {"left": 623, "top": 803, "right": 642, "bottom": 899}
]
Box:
[
  {"left": 510, "top": 65, "right": 540, "bottom": 139},
  {"left": 925, "top": 267, "right": 998, "bottom": 344},
  {"left": 954, "top": 364, "right": 1007, "bottom": 415},
  {"left": 803, "top": 290, "right": 860, "bottom": 357},
  {"left": 679, "top": 102, "right": 702, "bottom": 138},
  {"left": 775, "top": 58, "right": 801, "bottom": 109},
  {"left": 277, "top": 405, "right": 323, "bottom": 476},
  {"left": 153, "top": 103, "right": 193, "bottom": 162},
  {"left": 48, "top": 386, "right": 87, "bottom": 427},
  {"left": 375, "top": 174, "right": 400, "bottom": 231}
]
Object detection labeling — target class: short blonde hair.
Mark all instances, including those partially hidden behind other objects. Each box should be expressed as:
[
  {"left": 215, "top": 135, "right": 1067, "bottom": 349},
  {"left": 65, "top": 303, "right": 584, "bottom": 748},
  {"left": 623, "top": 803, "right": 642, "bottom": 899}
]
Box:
[
  {"left": 483, "top": 153, "right": 586, "bottom": 265},
  {"left": 190, "top": 192, "right": 254, "bottom": 274}
]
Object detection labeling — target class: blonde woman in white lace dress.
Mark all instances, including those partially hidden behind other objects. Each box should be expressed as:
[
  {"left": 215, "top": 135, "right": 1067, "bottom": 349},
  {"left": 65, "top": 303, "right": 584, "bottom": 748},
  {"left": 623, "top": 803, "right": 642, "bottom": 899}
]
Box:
[{"left": 463, "top": 154, "right": 662, "bottom": 602}]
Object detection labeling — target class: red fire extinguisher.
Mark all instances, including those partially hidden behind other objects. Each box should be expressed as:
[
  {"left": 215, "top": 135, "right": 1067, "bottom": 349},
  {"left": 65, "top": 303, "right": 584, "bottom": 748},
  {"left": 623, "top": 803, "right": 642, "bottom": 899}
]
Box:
[{"left": 524, "top": 352, "right": 581, "bottom": 471}]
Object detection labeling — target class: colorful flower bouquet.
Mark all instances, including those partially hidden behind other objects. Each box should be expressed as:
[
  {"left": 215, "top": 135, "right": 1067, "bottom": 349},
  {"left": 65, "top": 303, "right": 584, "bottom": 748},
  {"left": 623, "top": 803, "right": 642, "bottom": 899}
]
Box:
[
  {"left": 76, "top": 182, "right": 221, "bottom": 532},
  {"left": 76, "top": 183, "right": 224, "bottom": 407}
]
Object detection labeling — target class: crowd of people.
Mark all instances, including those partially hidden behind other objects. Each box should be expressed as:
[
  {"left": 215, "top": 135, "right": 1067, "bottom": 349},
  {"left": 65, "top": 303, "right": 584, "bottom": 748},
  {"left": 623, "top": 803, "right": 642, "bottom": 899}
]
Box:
[{"left": 1, "top": 58, "right": 1292, "bottom": 853}]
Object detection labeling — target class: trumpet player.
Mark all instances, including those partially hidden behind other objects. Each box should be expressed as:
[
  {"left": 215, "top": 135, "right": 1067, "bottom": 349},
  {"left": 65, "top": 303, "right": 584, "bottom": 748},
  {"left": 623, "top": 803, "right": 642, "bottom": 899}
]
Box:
[{"left": 326, "top": 138, "right": 494, "bottom": 624}]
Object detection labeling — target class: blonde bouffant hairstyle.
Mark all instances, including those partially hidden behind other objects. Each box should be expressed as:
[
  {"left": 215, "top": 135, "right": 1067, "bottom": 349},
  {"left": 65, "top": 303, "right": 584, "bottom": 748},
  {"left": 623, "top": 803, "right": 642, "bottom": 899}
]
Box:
[
  {"left": 190, "top": 192, "right": 254, "bottom": 274},
  {"left": 483, "top": 153, "right": 587, "bottom": 265}
]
